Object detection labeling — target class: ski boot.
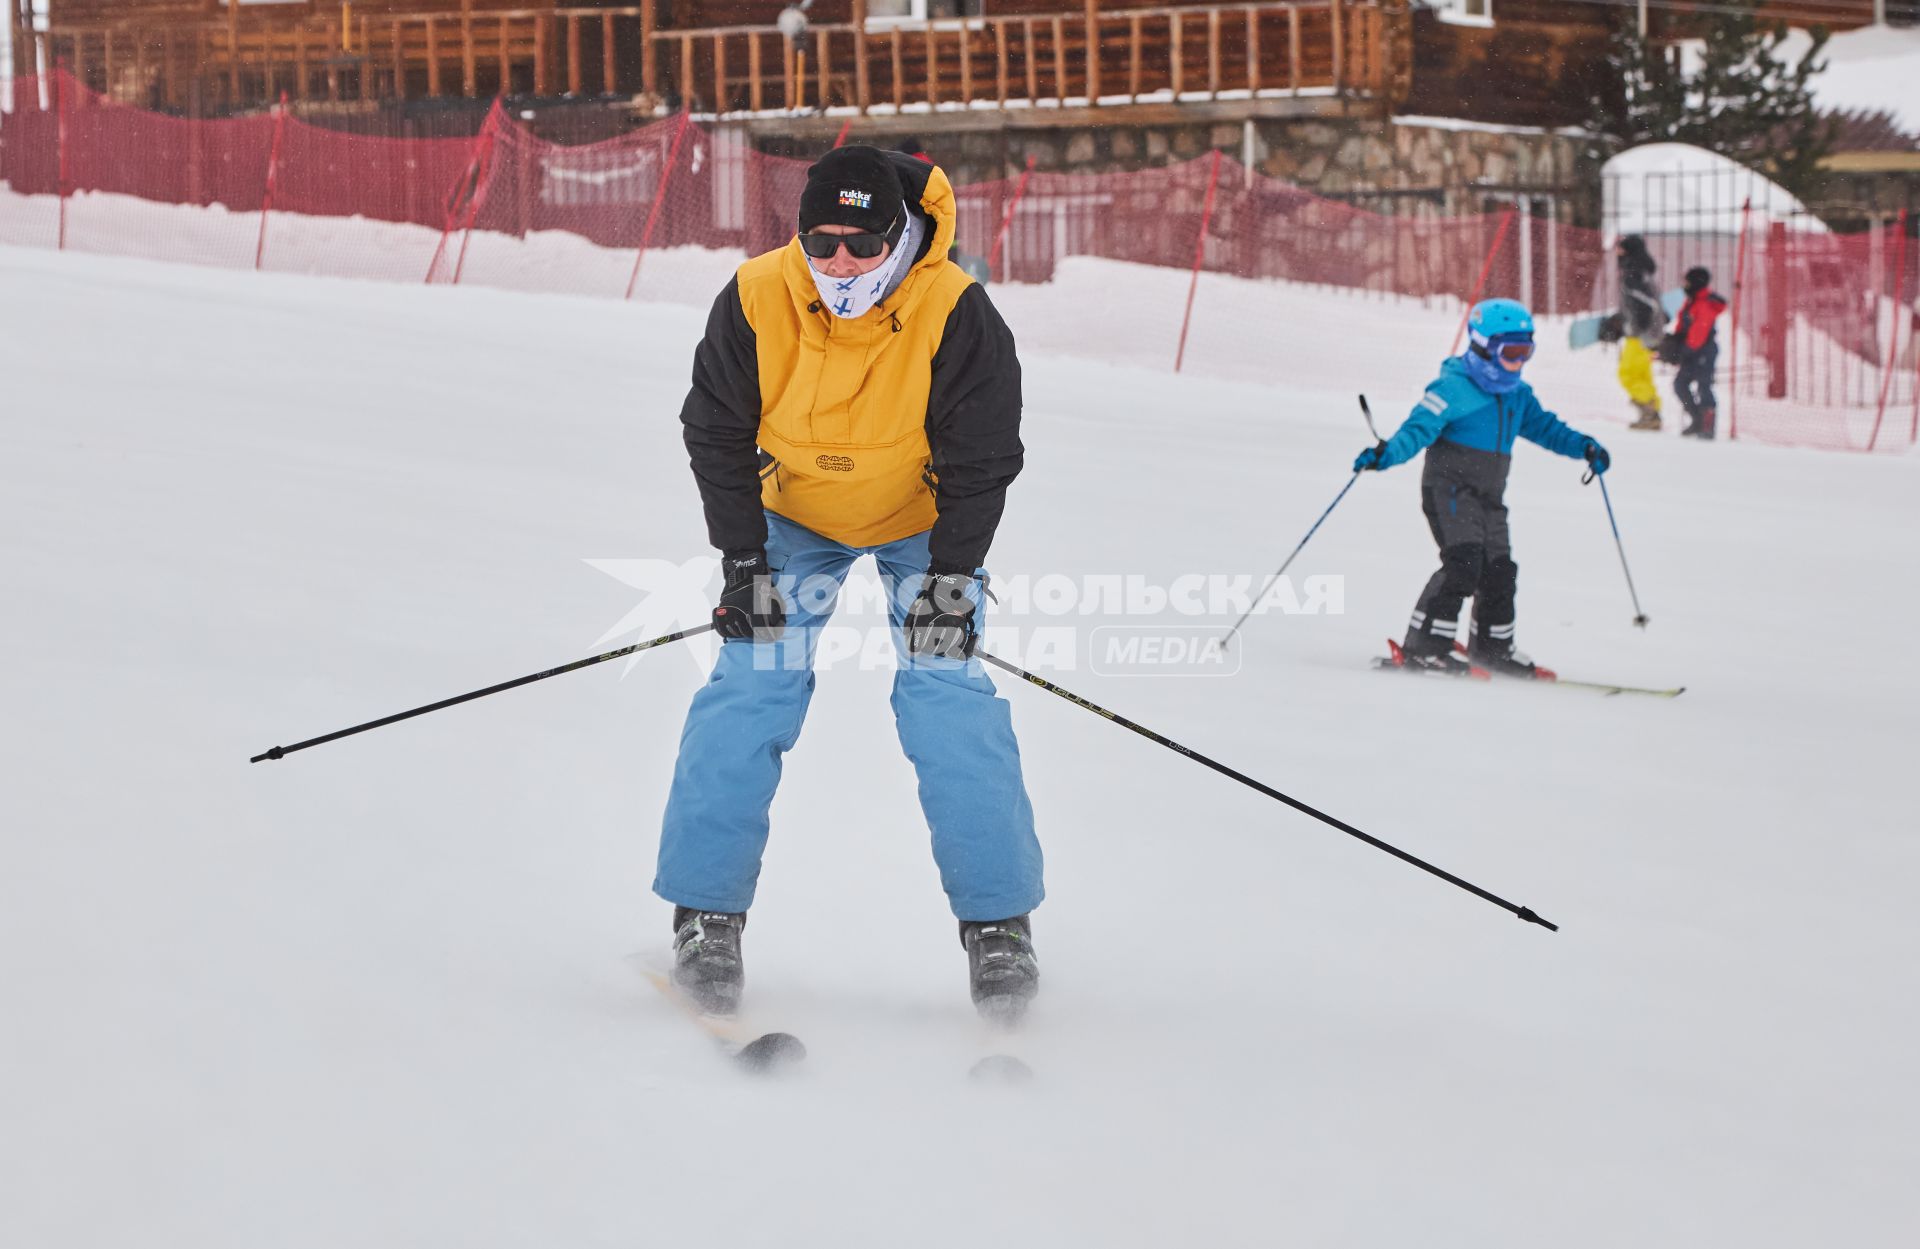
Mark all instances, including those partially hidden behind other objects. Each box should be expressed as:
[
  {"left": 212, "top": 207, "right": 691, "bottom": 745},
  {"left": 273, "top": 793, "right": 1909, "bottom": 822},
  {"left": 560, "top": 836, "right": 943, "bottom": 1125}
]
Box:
[
  {"left": 1694, "top": 408, "right": 1717, "bottom": 441},
  {"left": 1391, "top": 634, "right": 1473, "bottom": 676},
  {"left": 1467, "top": 638, "right": 1551, "bottom": 680},
  {"left": 671, "top": 907, "right": 746, "bottom": 1016},
  {"left": 1628, "top": 401, "right": 1662, "bottom": 431},
  {"left": 961, "top": 915, "right": 1039, "bottom": 1026}
]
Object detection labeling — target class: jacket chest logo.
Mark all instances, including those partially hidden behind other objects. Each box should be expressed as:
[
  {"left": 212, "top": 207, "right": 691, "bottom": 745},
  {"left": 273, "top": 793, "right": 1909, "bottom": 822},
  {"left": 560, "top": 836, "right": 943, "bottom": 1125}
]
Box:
[{"left": 815, "top": 454, "right": 856, "bottom": 472}]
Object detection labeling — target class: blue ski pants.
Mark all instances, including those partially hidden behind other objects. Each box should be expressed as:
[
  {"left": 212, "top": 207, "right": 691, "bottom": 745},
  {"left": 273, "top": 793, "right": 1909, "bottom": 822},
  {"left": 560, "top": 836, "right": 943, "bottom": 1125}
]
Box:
[{"left": 654, "top": 512, "right": 1044, "bottom": 921}]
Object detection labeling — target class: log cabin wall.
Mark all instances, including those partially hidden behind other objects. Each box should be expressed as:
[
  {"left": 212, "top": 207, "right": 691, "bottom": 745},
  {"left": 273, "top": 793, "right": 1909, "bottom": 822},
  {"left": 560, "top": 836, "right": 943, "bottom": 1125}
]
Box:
[
  {"left": 1399, "top": 0, "right": 1609, "bottom": 128},
  {"left": 40, "top": 0, "right": 589, "bottom": 111},
  {"left": 27, "top": 0, "right": 1902, "bottom": 121},
  {"left": 35, "top": 0, "right": 1401, "bottom": 118},
  {"left": 653, "top": 0, "right": 1901, "bottom": 23},
  {"left": 1748, "top": 0, "right": 1890, "bottom": 28}
]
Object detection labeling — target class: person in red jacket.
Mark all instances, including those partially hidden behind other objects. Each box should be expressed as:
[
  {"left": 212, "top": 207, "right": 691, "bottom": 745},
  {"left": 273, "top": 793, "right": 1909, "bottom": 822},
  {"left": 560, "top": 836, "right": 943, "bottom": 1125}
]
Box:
[{"left": 1665, "top": 266, "right": 1728, "bottom": 439}]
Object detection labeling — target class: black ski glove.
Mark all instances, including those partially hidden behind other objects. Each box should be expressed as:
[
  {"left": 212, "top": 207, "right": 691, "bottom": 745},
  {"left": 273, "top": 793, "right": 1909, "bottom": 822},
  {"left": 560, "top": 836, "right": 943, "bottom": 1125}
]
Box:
[
  {"left": 713, "top": 551, "right": 786, "bottom": 642},
  {"left": 1583, "top": 439, "right": 1611, "bottom": 475},
  {"left": 904, "top": 570, "right": 979, "bottom": 659}
]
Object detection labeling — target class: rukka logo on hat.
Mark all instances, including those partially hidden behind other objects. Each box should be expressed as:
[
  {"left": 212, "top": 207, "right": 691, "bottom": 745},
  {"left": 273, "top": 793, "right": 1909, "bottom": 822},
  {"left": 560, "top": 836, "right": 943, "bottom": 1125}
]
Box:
[{"left": 838, "top": 189, "right": 872, "bottom": 209}]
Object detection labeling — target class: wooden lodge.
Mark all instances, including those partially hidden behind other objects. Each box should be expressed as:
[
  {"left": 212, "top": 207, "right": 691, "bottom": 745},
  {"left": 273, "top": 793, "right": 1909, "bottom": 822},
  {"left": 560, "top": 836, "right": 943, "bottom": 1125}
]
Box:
[
  {"left": 15, "top": 0, "right": 1399, "bottom": 118},
  {"left": 10, "top": 0, "right": 1902, "bottom": 127}
]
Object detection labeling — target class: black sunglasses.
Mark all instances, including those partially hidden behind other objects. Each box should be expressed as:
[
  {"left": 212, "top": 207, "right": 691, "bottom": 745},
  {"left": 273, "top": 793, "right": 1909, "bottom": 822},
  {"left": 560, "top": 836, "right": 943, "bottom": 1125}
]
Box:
[{"left": 799, "top": 216, "right": 903, "bottom": 260}]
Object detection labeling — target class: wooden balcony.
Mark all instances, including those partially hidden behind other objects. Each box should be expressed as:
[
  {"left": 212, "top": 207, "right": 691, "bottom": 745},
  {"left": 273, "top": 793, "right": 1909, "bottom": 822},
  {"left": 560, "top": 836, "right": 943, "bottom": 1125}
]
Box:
[
  {"left": 35, "top": 0, "right": 1400, "bottom": 117},
  {"left": 672, "top": 0, "right": 1396, "bottom": 115}
]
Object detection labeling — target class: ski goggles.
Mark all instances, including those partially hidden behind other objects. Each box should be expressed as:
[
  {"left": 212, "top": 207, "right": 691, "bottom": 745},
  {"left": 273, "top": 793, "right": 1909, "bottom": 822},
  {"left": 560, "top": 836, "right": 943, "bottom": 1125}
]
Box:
[
  {"left": 798, "top": 216, "right": 904, "bottom": 260},
  {"left": 1486, "top": 336, "right": 1536, "bottom": 364}
]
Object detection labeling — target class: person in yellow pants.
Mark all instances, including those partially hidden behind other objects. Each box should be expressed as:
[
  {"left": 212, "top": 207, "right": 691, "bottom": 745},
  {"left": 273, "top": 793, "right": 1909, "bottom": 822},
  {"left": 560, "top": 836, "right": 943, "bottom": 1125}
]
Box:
[
  {"left": 1601, "top": 235, "right": 1666, "bottom": 430},
  {"left": 1618, "top": 335, "right": 1660, "bottom": 424}
]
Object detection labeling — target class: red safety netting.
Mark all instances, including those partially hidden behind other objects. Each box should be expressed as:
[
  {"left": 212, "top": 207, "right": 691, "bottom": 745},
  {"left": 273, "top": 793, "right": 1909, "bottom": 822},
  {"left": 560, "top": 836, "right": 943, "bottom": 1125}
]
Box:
[
  {"left": 420, "top": 105, "right": 807, "bottom": 299},
  {"left": 956, "top": 157, "right": 1605, "bottom": 317},
  {"left": 5, "top": 71, "right": 1912, "bottom": 453},
  {"left": 1, "top": 73, "right": 481, "bottom": 278},
  {"left": 1720, "top": 210, "right": 1919, "bottom": 453}
]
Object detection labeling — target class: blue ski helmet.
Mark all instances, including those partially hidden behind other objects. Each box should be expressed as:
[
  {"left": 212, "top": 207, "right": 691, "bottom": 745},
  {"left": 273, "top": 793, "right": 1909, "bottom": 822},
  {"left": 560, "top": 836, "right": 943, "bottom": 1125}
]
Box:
[
  {"left": 1468, "top": 298, "right": 1534, "bottom": 340},
  {"left": 1463, "top": 297, "right": 1536, "bottom": 394}
]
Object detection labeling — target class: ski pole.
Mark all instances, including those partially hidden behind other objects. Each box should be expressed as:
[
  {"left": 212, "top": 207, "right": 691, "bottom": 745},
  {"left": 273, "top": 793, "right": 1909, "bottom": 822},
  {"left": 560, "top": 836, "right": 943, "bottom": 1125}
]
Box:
[
  {"left": 1219, "top": 473, "right": 1360, "bottom": 648},
  {"left": 1586, "top": 469, "right": 1650, "bottom": 629},
  {"left": 975, "top": 649, "right": 1558, "bottom": 932},
  {"left": 251, "top": 623, "right": 714, "bottom": 763},
  {"left": 1219, "top": 394, "right": 1379, "bottom": 649}
]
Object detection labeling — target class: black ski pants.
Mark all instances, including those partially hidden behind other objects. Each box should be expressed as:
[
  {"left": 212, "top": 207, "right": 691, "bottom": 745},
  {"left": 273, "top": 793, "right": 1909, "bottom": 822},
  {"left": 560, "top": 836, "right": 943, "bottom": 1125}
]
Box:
[
  {"left": 1405, "top": 475, "right": 1518, "bottom": 658},
  {"left": 1674, "top": 342, "right": 1717, "bottom": 420}
]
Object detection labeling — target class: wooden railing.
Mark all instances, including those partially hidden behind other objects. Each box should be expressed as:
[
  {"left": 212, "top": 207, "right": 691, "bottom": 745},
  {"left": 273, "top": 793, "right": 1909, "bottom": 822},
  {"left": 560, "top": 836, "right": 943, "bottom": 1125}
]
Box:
[
  {"left": 670, "top": 1, "right": 1394, "bottom": 115},
  {"left": 39, "top": 0, "right": 1394, "bottom": 115}
]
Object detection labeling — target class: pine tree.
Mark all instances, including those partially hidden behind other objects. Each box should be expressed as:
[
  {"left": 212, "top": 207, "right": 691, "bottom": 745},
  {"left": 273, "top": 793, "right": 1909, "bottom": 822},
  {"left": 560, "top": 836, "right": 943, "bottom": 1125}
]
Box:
[
  {"left": 1586, "top": 21, "right": 1687, "bottom": 151},
  {"left": 1587, "top": 4, "right": 1837, "bottom": 202}
]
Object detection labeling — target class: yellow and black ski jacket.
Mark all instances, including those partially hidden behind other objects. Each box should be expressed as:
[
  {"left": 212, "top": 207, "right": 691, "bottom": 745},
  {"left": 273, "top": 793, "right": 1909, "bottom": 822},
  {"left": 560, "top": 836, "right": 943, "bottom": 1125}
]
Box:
[{"left": 678, "top": 152, "right": 1023, "bottom": 575}]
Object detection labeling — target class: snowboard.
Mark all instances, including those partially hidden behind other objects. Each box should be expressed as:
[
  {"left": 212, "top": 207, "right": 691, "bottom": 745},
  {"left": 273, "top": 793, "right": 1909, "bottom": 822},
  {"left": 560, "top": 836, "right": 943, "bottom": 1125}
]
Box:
[
  {"left": 1568, "top": 290, "right": 1684, "bottom": 351},
  {"left": 1568, "top": 312, "right": 1610, "bottom": 351}
]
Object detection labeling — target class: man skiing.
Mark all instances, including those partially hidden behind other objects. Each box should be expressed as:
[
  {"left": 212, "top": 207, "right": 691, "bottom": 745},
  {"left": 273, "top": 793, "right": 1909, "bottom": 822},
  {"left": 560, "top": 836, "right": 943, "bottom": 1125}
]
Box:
[
  {"left": 1663, "top": 265, "right": 1727, "bottom": 440},
  {"left": 1600, "top": 235, "right": 1667, "bottom": 431},
  {"left": 657, "top": 145, "right": 1043, "bottom": 1023},
  {"left": 1356, "top": 298, "right": 1610, "bottom": 676}
]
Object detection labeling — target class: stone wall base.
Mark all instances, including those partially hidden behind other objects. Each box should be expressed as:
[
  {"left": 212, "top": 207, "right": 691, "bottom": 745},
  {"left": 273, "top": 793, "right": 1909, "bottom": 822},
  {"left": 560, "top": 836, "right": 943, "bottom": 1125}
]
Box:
[{"left": 745, "top": 107, "right": 1603, "bottom": 227}]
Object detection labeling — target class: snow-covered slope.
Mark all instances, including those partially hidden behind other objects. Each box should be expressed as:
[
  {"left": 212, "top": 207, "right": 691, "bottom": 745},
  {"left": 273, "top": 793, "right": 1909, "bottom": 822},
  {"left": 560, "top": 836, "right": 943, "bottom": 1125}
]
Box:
[
  {"left": 3, "top": 243, "right": 1917, "bottom": 1247},
  {"left": 18, "top": 183, "right": 1904, "bottom": 452}
]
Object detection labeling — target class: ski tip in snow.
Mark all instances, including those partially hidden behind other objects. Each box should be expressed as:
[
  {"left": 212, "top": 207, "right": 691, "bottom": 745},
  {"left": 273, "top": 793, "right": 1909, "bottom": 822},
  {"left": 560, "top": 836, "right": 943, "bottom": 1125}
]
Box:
[
  {"left": 969, "top": 1054, "right": 1035, "bottom": 1085},
  {"left": 733, "top": 1031, "right": 807, "bottom": 1075},
  {"left": 1581, "top": 681, "right": 1686, "bottom": 698},
  {"left": 631, "top": 955, "right": 808, "bottom": 1075}
]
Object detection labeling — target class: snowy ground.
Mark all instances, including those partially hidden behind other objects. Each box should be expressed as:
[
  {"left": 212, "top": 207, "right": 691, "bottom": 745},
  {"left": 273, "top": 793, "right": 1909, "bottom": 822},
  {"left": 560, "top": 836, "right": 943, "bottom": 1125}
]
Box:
[
  {"left": 4, "top": 238, "right": 1918, "bottom": 1248},
  {"left": 12, "top": 184, "right": 1905, "bottom": 452}
]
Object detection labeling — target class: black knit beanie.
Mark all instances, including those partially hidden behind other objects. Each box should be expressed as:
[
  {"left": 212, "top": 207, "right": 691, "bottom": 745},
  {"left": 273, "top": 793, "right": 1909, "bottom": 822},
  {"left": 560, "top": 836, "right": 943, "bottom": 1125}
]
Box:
[
  {"left": 798, "top": 146, "right": 905, "bottom": 234},
  {"left": 1617, "top": 234, "right": 1655, "bottom": 275}
]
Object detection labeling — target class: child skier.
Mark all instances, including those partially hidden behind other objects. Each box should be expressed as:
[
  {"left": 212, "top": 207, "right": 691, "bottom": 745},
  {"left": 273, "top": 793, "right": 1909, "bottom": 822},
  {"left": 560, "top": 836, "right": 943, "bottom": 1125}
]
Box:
[
  {"left": 1356, "top": 298, "right": 1610, "bottom": 676},
  {"left": 1664, "top": 266, "right": 1727, "bottom": 439}
]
